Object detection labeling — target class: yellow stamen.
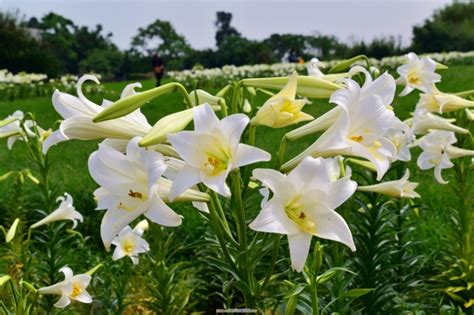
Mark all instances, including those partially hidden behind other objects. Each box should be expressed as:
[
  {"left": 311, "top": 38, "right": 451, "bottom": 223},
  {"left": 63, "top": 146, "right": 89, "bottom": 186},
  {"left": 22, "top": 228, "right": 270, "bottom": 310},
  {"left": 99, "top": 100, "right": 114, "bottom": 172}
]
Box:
[
  {"left": 128, "top": 190, "right": 143, "bottom": 199},
  {"left": 123, "top": 239, "right": 135, "bottom": 254},
  {"left": 408, "top": 74, "right": 421, "bottom": 85},
  {"left": 71, "top": 282, "right": 82, "bottom": 298},
  {"left": 284, "top": 197, "right": 316, "bottom": 234},
  {"left": 204, "top": 156, "right": 228, "bottom": 175},
  {"left": 350, "top": 135, "right": 364, "bottom": 142}
]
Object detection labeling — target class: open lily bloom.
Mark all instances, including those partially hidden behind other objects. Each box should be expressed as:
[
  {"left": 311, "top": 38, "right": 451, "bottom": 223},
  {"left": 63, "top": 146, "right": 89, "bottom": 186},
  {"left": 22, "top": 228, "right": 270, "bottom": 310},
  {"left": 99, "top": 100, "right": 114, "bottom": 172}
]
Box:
[
  {"left": 358, "top": 169, "right": 420, "bottom": 198},
  {"left": 31, "top": 193, "right": 83, "bottom": 229},
  {"left": 417, "top": 130, "right": 474, "bottom": 184},
  {"left": 384, "top": 118, "right": 414, "bottom": 162},
  {"left": 282, "top": 69, "right": 397, "bottom": 180},
  {"left": 250, "top": 156, "right": 357, "bottom": 272},
  {"left": 43, "top": 75, "right": 152, "bottom": 154},
  {"left": 111, "top": 224, "right": 150, "bottom": 265},
  {"left": 416, "top": 89, "right": 474, "bottom": 114},
  {"left": 0, "top": 110, "right": 48, "bottom": 149},
  {"left": 88, "top": 137, "right": 201, "bottom": 250},
  {"left": 38, "top": 267, "right": 92, "bottom": 308},
  {"left": 397, "top": 52, "right": 441, "bottom": 96},
  {"left": 251, "top": 72, "right": 313, "bottom": 128},
  {"left": 168, "top": 104, "right": 271, "bottom": 199}
]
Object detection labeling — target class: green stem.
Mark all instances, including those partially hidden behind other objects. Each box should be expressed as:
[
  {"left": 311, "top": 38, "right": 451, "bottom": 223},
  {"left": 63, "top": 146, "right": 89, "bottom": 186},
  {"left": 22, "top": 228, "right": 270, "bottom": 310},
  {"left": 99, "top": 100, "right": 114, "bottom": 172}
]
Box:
[
  {"left": 310, "top": 285, "right": 319, "bottom": 315},
  {"left": 259, "top": 234, "right": 281, "bottom": 296},
  {"left": 231, "top": 170, "right": 255, "bottom": 306},
  {"left": 209, "top": 191, "right": 238, "bottom": 246},
  {"left": 275, "top": 136, "right": 288, "bottom": 170},
  {"left": 248, "top": 124, "right": 256, "bottom": 147},
  {"left": 219, "top": 99, "right": 229, "bottom": 117},
  {"left": 231, "top": 81, "right": 242, "bottom": 114},
  {"left": 174, "top": 83, "right": 193, "bottom": 108}
]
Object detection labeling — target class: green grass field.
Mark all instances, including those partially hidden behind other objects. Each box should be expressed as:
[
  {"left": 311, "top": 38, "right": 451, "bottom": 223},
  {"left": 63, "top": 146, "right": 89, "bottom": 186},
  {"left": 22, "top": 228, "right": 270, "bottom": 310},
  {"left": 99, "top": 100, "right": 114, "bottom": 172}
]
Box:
[{"left": 1, "top": 66, "right": 473, "bottom": 312}]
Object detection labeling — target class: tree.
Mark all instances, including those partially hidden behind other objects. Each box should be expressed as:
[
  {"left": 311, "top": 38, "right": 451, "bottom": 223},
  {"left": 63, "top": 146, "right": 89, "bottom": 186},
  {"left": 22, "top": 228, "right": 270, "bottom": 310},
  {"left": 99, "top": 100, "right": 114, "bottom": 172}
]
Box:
[
  {"left": 412, "top": 1, "right": 474, "bottom": 53},
  {"left": 130, "top": 19, "right": 191, "bottom": 69},
  {"left": 215, "top": 11, "right": 241, "bottom": 47}
]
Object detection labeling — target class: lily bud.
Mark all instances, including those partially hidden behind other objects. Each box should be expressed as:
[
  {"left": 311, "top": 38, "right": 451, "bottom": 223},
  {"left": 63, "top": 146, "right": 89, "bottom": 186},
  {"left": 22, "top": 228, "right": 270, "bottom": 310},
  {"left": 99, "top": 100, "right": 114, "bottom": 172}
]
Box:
[
  {"left": 243, "top": 99, "right": 252, "bottom": 113},
  {"left": 93, "top": 83, "right": 178, "bottom": 122},
  {"left": 140, "top": 108, "right": 195, "bottom": 146},
  {"left": 417, "top": 91, "right": 474, "bottom": 114},
  {"left": 445, "top": 146, "right": 474, "bottom": 159},
  {"left": 285, "top": 107, "right": 341, "bottom": 141},
  {"left": 5, "top": 218, "right": 20, "bottom": 243},
  {"left": 346, "top": 158, "right": 377, "bottom": 172},
  {"left": 242, "top": 75, "right": 341, "bottom": 99},
  {"left": 190, "top": 89, "right": 222, "bottom": 106},
  {"left": 466, "top": 109, "right": 474, "bottom": 121},
  {"left": 357, "top": 170, "right": 420, "bottom": 198},
  {"left": 435, "top": 62, "right": 448, "bottom": 70},
  {"left": 157, "top": 177, "right": 210, "bottom": 203},
  {"left": 0, "top": 275, "right": 11, "bottom": 287},
  {"left": 328, "top": 55, "right": 367, "bottom": 73},
  {"left": 411, "top": 112, "right": 469, "bottom": 135}
]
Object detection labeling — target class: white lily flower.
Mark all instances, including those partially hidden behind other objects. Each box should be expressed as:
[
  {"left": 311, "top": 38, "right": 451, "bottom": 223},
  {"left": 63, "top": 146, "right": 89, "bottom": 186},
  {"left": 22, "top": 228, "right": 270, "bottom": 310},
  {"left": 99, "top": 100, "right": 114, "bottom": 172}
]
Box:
[
  {"left": 384, "top": 118, "right": 414, "bottom": 162},
  {"left": 251, "top": 72, "right": 313, "bottom": 128},
  {"left": 411, "top": 111, "right": 468, "bottom": 135},
  {"left": 416, "top": 89, "right": 474, "bottom": 114},
  {"left": 417, "top": 130, "right": 474, "bottom": 184},
  {"left": 397, "top": 52, "right": 441, "bottom": 96},
  {"left": 111, "top": 224, "right": 150, "bottom": 265},
  {"left": 43, "top": 75, "right": 152, "bottom": 153},
  {"left": 31, "top": 193, "right": 83, "bottom": 229},
  {"left": 249, "top": 157, "right": 357, "bottom": 272},
  {"left": 283, "top": 70, "right": 397, "bottom": 180},
  {"left": 167, "top": 104, "right": 271, "bottom": 199},
  {"left": 89, "top": 137, "right": 186, "bottom": 250},
  {"left": 358, "top": 169, "right": 420, "bottom": 198},
  {"left": 38, "top": 267, "right": 92, "bottom": 308},
  {"left": 0, "top": 110, "right": 48, "bottom": 149}
]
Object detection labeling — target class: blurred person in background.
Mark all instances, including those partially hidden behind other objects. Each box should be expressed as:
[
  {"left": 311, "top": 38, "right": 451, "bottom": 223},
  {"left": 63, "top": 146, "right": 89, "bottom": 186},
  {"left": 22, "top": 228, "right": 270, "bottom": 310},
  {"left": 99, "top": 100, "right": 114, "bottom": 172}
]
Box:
[{"left": 152, "top": 54, "right": 165, "bottom": 86}]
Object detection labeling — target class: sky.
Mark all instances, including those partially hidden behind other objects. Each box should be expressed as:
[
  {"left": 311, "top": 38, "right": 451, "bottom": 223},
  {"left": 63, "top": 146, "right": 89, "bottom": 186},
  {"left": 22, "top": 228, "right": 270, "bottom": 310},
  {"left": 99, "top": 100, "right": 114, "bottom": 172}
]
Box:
[{"left": 1, "top": 0, "right": 452, "bottom": 50}]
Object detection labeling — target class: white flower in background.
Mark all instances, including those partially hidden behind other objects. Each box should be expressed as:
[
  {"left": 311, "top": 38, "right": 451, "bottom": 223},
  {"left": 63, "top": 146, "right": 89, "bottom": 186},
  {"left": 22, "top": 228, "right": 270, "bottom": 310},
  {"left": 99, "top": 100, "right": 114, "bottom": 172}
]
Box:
[
  {"left": 168, "top": 104, "right": 271, "bottom": 199},
  {"left": 410, "top": 111, "right": 468, "bottom": 135},
  {"left": 249, "top": 157, "right": 357, "bottom": 272},
  {"left": 31, "top": 193, "right": 83, "bottom": 229},
  {"left": 251, "top": 72, "right": 313, "bottom": 128},
  {"left": 358, "top": 170, "right": 420, "bottom": 198},
  {"left": 385, "top": 118, "right": 414, "bottom": 162},
  {"left": 397, "top": 52, "right": 441, "bottom": 96},
  {"left": 307, "top": 58, "right": 325, "bottom": 77},
  {"left": 0, "top": 110, "right": 49, "bottom": 149},
  {"left": 416, "top": 89, "right": 474, "bottom": 114},
  {"left": 43, "top": 75, "right": 152, "bottom": 153},
  {"left": 111, "top": 222, "right": 150, "bottom": 265},
  {"left": 283, "top": 69, "right": 397, "bottom": 180},
  {"left": 89, "top": 137, "right": 183, "bottom": 250},
  {"left": 417, "top": 130, "right": 474, "bottom": 184},
  {"left": 38, "top": 267, "right": 92, "bottom": 308}
]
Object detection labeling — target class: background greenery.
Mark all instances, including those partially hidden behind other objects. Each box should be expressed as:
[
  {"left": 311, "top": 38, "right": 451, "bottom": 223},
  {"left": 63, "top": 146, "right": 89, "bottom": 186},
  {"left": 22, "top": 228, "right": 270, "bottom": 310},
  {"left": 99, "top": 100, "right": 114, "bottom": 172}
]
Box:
[{"left": 2, "top": 1, "right": 474, "bottom": 78}]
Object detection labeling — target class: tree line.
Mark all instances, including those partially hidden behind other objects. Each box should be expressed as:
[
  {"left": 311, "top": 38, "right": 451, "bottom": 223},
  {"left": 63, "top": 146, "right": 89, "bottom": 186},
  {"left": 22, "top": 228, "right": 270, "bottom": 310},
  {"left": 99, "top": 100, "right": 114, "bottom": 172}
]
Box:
[{"left": 1, "top": 1, "right": 473, "bottom": 78}]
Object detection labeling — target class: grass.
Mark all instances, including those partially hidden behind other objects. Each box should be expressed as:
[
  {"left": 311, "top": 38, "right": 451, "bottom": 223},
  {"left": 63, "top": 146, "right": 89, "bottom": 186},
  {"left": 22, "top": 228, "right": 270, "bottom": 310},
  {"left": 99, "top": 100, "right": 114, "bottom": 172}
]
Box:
[{"left": 0, "top": 65, "right": 473, "bottom": 271}]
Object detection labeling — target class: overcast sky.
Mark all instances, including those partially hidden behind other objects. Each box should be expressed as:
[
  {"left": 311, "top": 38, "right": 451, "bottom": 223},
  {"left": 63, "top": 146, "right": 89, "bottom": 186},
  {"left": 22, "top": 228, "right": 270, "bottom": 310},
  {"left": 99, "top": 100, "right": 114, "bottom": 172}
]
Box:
[{"left": 1, "top": 0, "right": 452, "bottom": 50}]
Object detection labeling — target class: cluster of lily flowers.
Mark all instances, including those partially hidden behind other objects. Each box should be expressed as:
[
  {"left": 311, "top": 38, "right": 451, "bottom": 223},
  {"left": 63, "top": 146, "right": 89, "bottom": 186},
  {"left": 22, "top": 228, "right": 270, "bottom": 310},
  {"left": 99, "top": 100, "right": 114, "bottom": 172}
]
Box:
[
  {"left": 168, "top": 50, "right": 474, "bottom": 87},
  {"left": 0, "top": 70, "right": 103, "bottom": 100},
  {"left": 1, "top": 51, "right": 473, "bottom": 308}
]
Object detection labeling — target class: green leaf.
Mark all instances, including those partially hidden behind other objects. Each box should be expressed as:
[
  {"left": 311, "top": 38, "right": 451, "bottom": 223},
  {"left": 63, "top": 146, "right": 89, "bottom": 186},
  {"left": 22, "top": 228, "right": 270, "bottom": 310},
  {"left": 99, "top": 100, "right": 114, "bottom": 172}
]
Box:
[
  {"left": 316, "top": 267, "right": 356, "bottom": 284},
  {"left": 284, "top": 284, "right": 306, "bottom": 299},
  {"left": 343, "top": 288, "right": 373, "bottom": 298}
]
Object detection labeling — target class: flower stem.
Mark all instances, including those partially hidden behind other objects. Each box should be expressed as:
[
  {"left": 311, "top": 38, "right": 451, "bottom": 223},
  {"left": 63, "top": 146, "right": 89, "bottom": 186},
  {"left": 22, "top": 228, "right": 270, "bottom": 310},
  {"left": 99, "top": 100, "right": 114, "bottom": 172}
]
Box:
[
  {"left": 258, "top": 234, "right": 280, "bottom": 295},
  {"left": 231, "top": 81, "right": 242, "bottom": 114},
  {"left": 248, "top": 125, "right": 256, "bottom": 147},
  {"left": 275, "top": 136, "right": 288, "bottom": 170}
]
